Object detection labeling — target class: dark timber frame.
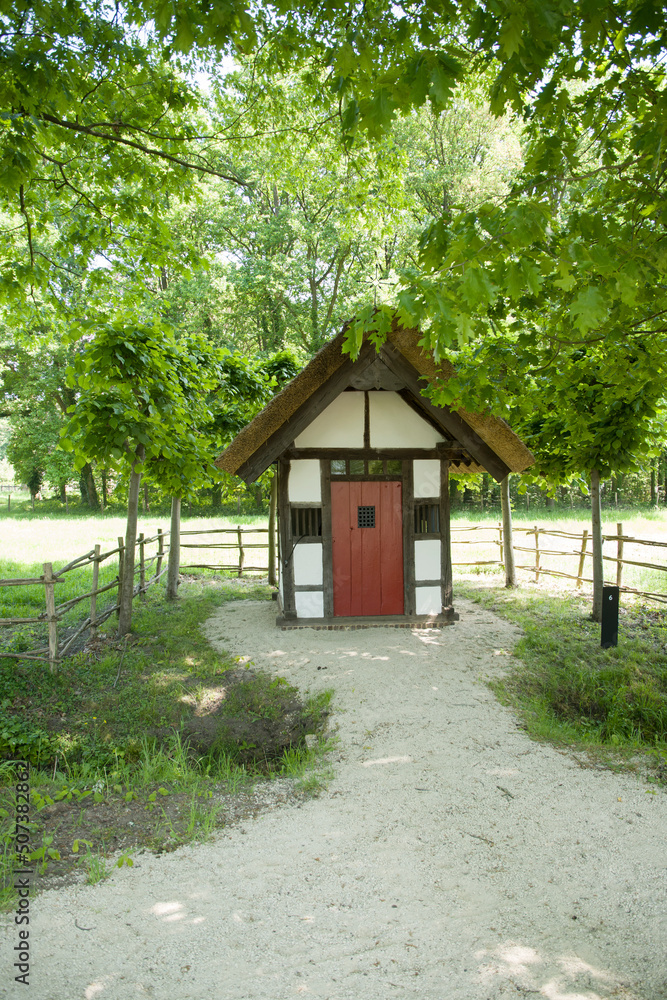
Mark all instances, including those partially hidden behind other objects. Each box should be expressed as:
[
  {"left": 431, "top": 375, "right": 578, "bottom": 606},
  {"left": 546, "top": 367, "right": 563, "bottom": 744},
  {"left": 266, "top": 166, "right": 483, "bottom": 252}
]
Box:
[
  {"left": 275, "top": 448, "right": 458, "bottom": 627},
  {"left": 217, "top": 320, "right": 534, "bottom": 629}
]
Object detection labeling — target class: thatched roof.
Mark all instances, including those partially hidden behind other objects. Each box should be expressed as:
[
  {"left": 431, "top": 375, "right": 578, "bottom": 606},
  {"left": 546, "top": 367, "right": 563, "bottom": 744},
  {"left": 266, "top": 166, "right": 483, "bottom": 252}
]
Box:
[{"left": 216, "top": 320, "right": 534, "bottom": 483}]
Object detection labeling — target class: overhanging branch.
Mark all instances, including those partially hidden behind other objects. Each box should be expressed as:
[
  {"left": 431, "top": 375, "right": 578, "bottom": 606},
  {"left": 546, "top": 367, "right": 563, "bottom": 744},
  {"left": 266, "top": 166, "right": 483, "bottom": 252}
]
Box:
[{"left": 38, "top": 113, "right": 248, "bottom": 185}]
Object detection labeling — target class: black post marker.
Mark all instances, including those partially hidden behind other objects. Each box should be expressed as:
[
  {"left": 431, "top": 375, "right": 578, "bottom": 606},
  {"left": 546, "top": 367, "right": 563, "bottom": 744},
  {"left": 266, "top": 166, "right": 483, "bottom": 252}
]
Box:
[{"left": 601, "top": 586, "right": 619, "bottom": 648}]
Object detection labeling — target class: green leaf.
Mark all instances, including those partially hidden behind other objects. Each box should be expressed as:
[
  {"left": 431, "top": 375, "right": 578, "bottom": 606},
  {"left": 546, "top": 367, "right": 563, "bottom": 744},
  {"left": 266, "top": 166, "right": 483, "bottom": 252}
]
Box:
[{"left": 569, "top": 287, "right": 608, "bottom": 333}]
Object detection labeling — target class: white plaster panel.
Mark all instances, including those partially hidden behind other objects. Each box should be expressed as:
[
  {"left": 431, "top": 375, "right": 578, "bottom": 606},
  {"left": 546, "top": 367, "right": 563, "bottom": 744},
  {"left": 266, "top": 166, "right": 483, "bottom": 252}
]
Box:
[
  {"left": 294, "top": 393, "right": 364, "bottom": 448},
  {"left": 413, "top": 459, "right": 441, "bottom": 498},
  {"left": 295, "top": 591, "right": 324, "bottom": 619},
  {"left": 288, "top": 460, "right": 322, "bottom": 502},
  {"left": 415, "top": 539, "right": 441, "bottom": 581},
  {"left": 369, "top": 392, "right": 445, "bottom": 449},
  {"left": 415, "top": 586, "right": 442, "bottom": 615},
  {"left": 293, "top": 542, "right": 323, "bottom": 586}
]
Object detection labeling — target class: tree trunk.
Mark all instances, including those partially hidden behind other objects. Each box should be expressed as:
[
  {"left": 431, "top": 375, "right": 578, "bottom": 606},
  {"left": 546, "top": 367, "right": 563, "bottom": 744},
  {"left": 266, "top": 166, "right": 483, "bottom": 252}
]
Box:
[
  {"left": 166, "top": 496, "right": 181, "bottom": 600},
  {"left": 501, "top": 476, "right": 516, "bottom": 588},
  {"left": 591, "top": 468, "right": 603, "bottom": 622},
  {"left": 651, "top": 463, "right": 657, "bottom": 507},
  {"left": 59, "top": 480, "right": 66, "bottom": 503},
  {"left": 211, "top": 483, "right": 222, "bottom": 509},
  {"left": 101, "top": 468, "right": 108, "bottom": 510},
  {"left": 82, "top": 463, "right": 100, "bottom": 510},
  {"left": 268, "top": 470, "right": 277, "bottom": 587},
  {"left": 118, "top": 445, "right": 145, "bottom": 636}
]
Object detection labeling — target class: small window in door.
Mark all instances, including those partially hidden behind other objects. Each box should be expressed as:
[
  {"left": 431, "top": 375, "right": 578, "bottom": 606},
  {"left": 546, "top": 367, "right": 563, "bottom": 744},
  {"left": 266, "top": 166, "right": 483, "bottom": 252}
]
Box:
[{"left": 357, "top": 505, "right": 376, "bottom": 528}]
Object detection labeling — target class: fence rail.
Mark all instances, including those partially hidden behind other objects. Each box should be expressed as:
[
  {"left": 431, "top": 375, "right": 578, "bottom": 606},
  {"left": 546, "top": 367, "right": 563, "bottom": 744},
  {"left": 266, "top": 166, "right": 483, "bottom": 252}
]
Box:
[
  {"left": 2, "top": 519, "right": 665, "bottom": 670},
  {"left": 0, "top": 525, "right": 275, "bottom": 669},
  {"left": 179, "top": 526, "right": 271, "bottom": 577},
  {"left": 451, "top": 521, "right": 667, "bottom": 604},
  {"left": 0, "top": 528, "right": 170, "bottom": 670}
]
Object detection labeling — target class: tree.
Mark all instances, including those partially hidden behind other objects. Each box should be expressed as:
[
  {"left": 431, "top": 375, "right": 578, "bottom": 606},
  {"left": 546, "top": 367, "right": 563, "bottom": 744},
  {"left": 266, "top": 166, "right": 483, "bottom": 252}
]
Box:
[
  {"left": 0, "top": 0, "right": 259, "bottom": 312},
  {"left": 442, "top": 327, "right": 667, "bottom": 617},
  {"left": 63, "top": 317, "right": 225, "bottom": 634},
  {"left": 330, "top": 3, "right": 667, "bottom": 381}
]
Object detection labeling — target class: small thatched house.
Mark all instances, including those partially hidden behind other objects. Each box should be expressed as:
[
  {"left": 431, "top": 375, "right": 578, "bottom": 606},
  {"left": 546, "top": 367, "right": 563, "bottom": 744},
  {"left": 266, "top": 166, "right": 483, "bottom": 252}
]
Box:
[{"left": 216, "top": 320, "right": 533, "bottom": 627}]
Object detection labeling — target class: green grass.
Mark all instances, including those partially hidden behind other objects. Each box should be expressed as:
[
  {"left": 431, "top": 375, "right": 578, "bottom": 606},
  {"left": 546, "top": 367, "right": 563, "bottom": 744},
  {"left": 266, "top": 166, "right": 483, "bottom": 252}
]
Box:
[
  {"left": 0, "top": 576, "right": 333, "bottom": 903},
  {"left": 458, "top": 581, "right": 667, "bottom": 778}
]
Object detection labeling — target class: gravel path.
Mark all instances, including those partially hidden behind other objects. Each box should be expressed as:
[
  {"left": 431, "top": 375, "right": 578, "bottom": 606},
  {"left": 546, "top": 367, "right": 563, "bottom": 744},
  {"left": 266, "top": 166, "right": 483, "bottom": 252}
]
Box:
[{"left": 3, "top": 597, "right": 666, "bottom": 999}]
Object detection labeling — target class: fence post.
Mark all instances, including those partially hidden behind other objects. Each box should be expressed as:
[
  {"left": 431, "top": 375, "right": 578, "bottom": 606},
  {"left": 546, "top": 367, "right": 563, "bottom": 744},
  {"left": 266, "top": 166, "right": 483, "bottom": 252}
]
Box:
[
  {"left": 534, "top": 525, "right": 540, "bottom": 583},
  {"left": 576, "top": 529, "right": 589, "bottom": 588},
  {"left": 616, "top": 521, "right": 624, "bottom": 589},
  {"left": 43, "top": 562, "right": 58, "bottom": 672},
  {"left": 7, "top": 494, "right": 9, "bottom": 511},
  {"left": 139, "top": 532, "right": 146, "bottom": 599},
  {"left": 237, "top": 526, "right": 245, "bottom": 577},
  {"left": 117, "top": 537, "right": 125, "bottom": 617},
  {"left": 155, "top": 528, "right": 164, "bottom": 582},
  {"left": 90, "top": 544, "right": 101, "bottom": 639}
]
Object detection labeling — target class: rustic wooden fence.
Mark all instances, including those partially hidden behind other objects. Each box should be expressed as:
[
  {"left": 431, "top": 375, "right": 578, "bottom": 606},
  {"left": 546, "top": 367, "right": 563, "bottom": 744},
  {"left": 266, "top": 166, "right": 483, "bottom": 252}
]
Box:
[
  {"left": 0, "top": 530, "right": 168, "bottom": 671},
  {"left": 451, "top": 522, "right": 667, "bottom": 604},
  {"left": 179, "top": 526, "right": 271, "bottom": 576},
  {"left": 3, "top": 520, "right": 664, "bottom": 671},
  {"left": 0, "top": 525, "right": 274, "bottom": 670},
  {"left": 0, "top": 484, "right": 27, "bottom": 511}
]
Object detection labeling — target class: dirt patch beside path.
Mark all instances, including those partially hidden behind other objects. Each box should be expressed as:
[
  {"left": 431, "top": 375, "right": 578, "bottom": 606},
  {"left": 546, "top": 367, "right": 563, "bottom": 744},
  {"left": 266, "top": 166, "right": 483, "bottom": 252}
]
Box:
[{"left": 3, "top": 597, "right": 666, "bottom": 1000}]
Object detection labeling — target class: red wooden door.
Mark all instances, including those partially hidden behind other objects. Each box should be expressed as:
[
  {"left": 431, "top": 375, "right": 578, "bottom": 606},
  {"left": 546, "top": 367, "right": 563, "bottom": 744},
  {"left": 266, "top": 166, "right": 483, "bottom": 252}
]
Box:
[{"left": 331, "top": 481, "right": 404, "bottom": 616}]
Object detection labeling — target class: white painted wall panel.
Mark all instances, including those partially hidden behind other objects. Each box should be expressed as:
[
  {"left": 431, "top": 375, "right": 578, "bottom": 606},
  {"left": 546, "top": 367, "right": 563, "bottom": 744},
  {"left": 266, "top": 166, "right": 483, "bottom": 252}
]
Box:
[
  {"left": 295, "top": 591, "right": 324, "bottom": 619},
  {"left": 294, "top": 393, "right": 364, "bottom": 448},
  {"left": 414, "top": 459, "right": 441, "bottom": 498},
  {"left": 369, "top": 392, "right": 445, "bottom": 448},
  {"left": 415, "top": 586, "right": 441, "bottom": 615},
  {"left": 415, "top": 539, "right": 441, "bottom": 581},
  {"left": 288, "top": 460, "right": 321, "bottom": 502},
  {"left": 293, "top": 542, "right": 323, "bottom": 586}
]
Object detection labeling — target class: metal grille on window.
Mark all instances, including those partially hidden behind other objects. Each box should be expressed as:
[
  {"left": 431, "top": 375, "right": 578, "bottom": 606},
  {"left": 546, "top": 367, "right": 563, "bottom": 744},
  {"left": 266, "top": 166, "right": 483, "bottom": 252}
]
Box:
[
  {"left": 357, "top": 505, "right": 376, "bottom": 528},
  {"left": 291, "top": 507, "right": 323, "bottom": 537},
  {"left": 414, "top": 503, "right": 440, "bottom": 534}
]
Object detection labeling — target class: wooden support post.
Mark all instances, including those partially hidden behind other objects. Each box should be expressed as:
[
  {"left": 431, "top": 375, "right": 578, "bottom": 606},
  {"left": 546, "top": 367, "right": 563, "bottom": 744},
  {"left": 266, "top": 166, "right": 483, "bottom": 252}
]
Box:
[
  {"left": 43, "top": 562, "right": 58, "bottom": 672},
  {"left": 155, "top": 528, "right": 164, "bottom": 582},
  {"left": 534, "top": 525, "right": 540, "bottom": 583},
  {"left": 117, "top": 536, "right": 125, "bottom": 617},
  {"left": 139, "top": 532, "right": 146, "bottom": 599},
  {"left": 7, "top": 494, "right": 10, "bottom": 511},
  {"left": 616, "top": 521, "right": 623, "bottom": 589},
  {"left": 576, "top": 529, "right": 588, "bottom": 588},
  {"left": 440, "top": 460, "right": 453, "bottom": 609},
  {"left": 268, "top": 470, "right": 277, "bottom": 586},
  {"left": 90, "top": 544, "right": 101, "bottom": 639},
  {"left": 237, "top": 526, "right": 245, "bottom": 577}
]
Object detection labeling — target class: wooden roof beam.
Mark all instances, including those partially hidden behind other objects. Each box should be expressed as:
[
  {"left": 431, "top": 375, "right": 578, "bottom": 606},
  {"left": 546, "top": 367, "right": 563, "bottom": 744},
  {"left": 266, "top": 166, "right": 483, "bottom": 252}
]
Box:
[
  {"left": 234, "top": 342, "right": 377, "bottom": 483},
  {"left": 380, "top": 343, "right": 511, "bottom": 482}
]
